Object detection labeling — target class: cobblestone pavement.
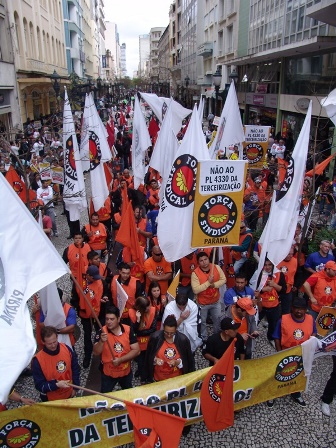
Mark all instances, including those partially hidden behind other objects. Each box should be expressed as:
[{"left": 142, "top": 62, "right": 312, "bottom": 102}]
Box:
[{"left": 7, "top": 204, "right": 336, "bottom": 448}]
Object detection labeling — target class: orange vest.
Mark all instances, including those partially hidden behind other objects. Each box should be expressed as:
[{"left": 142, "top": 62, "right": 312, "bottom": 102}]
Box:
[
  {"left": 194, "top": 265, "right": 220, "bottom": 305},
  {"left": 99, "top": 262, "right": 108, "bottom": 280},
  {"left": 154, "top": 340, "right": 181, "bottom": 381},
  {"left": 261, "top": 272, "right": 281, "bottom": 308},
  {"left": 67, "top": 243, "right": 91, "bottom": 282},
  {"left": 111, "top": 275, "right": 138, "bottom": 319},
  {"left": 101, "top": 325, "right": 131, "bottom": 378},
  {"left": 35, "top": 343, "right": 73, "bottom": 401},
  {"left": 136, "top": 218, "right": 149, "bottom": 247},
  {"left": 63, "top": 303, "right": 75, "bottom": 346},
  {"left": 128, "top": 306, "right": 156, "bottom": 351},
  {"left": 180, "top": 254, "right": 197, "bottom": 287},
  {"left": 309, "top": 271, "right": 336, "bottom": 312},
  {"left": 79, "top": 279, "right": 103, "bottom": 319},
  {"left": 231, "top": 306, "right": 248, "bottom": 335},
  {"left": 113, "top": 213, "right": 122, "bottom": 238},
  {"left": 122, "top": 246, "right": 145, "bottom": 283},
  {"left": 84, "top": 223, "right": 107, "bottom": 250},
  {"left": 231, "top": 232, "right": 253, "bottom": 261},
  {"left": 277, "top": 258, "right": 298, "bottom": 293},
  {"left": 281, "top": 314, "right": 314, "bottom": 349}
]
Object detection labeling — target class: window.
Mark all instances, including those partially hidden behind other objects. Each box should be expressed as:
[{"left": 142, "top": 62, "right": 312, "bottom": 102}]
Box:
[
  {"left": 23, "top": 19, "right": 29, "bottom": 57},
  {"left": 29, "top": 22, "right": 35, "bottom": 58},
  {"left": 37, "top": 27, "right": 42, "bottom": 60},
  {"left": 14, "top": 12, "right": 21, "bottom": 55}
]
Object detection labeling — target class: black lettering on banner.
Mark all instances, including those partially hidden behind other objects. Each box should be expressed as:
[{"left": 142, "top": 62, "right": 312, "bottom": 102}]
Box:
[
  {"left": 79, "top": 407, "right": 102, "bottom": 418},
  {"left": 102, "top": 415, "right": 133, "bottom": 438},
  {"left": 193, "top": 380, "right": 203, "bottom": 392},
  {"left": 68, "top": 424, "right": 100, "bottom": 447},
  {"left": 166, "top": 386, "right": 187, "bottom": 401},
  {"left": 234, "top": 388, "right": 253, "bottom": 403}
]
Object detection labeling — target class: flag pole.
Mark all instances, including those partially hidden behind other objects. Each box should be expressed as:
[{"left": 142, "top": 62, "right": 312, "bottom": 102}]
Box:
[
  {"left": 70, "top": 273, "right": 115, "bottom": 359},
  {"left": 71, "top": 383, "right": 126, "bottom": 402},
  {"left": 210, "top": 247, "right": 217, "bottom": 277}
]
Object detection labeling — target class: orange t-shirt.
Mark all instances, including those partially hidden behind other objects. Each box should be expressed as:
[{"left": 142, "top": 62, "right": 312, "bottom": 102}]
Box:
[
  {"left": 143, "top": 257, "right": 172, "bottom": 295},
  {"left": 154, "top": 340, "right": 181, "bottom": 381}
]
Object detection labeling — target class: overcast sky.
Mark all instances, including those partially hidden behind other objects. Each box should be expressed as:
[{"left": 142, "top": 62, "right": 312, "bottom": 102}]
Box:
[{"left": 104, "top": 0, "right": 172, "bottom": 78}]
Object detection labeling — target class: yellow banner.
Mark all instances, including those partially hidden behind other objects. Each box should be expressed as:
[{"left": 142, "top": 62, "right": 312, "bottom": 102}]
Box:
[
  {"left": 243, "top": 125, "right": 271, "bottom": 169},
  {"left": 191, "top": 160, "right": 247, "bottom": 247},
  {"left": 0, "top": 346, "right": 305, "bottom": 448},
  {"left": 316, "top": 306, "right": 336, "bottom": 336}
]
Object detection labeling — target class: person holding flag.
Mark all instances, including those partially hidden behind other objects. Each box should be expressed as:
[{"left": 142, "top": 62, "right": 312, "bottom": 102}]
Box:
[
  {"left": 93, "top": 305, "right": 140, "bottom": 392},
  {"left": 82, "top": 212, "right": 112, "bottom": 258}
]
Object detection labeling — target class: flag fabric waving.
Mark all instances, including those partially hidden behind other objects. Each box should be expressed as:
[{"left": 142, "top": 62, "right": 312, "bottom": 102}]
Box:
[
  {"left": 0, "top": 174, "right": 69, "bottom": 404},
  {"left": 148, "top": 116, "right": 160, "bottom": 140},
  {"left": 62, "top": 87, "right": 87, "bottom": 221},
  {"left": 157, "top": 104, "right": 210, "bottom": 262},
  {"left": 321, "top": 88, "right": 336, "bottom": 127},
  {"left": 167, "top": 270, "right": 180, "bottom": 301},
  {"left": 80, "top": 93, "right": 110, "bottom": 211},
  {"left": 305, "top": 152, "right": 336, "bottom": 177},
  {"left": 200, "top": 338, "right": 235, "bottom": 432},
  {"left": 115, "top": 201, "right": 144, "bottom": 270},
  {"left": 132, "top": 95, "right": 152, "bottom": 189},
  {"left": 256, "top": 101, "right": 312, "bottom": 280},
  {"left": 209, "top": 81, "right": 245, "bottom": 159},
  {"left": 126, "top": 400, "right": 186, "bottom": 448}
]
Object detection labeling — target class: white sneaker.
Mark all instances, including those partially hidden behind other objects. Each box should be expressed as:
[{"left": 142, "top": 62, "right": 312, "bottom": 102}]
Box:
[{"left": 321, "top": 402, "right": 331, "bottom": 416}]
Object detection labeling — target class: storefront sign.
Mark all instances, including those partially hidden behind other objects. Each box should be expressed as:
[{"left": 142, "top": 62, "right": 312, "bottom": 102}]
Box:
[{"left": 253, "top": 95, "right": 265, "bottom": 106}]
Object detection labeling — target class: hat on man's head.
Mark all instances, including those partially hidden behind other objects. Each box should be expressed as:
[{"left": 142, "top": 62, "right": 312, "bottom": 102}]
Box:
[
  {"left": 236, "top": 298, "right": 256, "bottom": 316},
  {"left": 221, "top": 317, "right": 241, "bottom": 331},
  {"left": 325, "top": 261, "right": 336, "bottom": 271},
  {"left": 292, "top": 297, "right": 308, "bottom": 309},
  {"left": 86, "top": 265, "right": 102, "bottom": 280}
]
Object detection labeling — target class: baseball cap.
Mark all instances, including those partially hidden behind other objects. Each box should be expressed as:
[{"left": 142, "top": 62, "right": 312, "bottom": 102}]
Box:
[
  {"left": 86, "top": 265, "right": 102, "bottom": 280},
  {"left": 236, "top": 298, "right": 256, "bottom": 316},
  {"left": 292, "top": 297, "right": 308, "bottom": 309},
  {"left": 325, "top": 261, "right": 336, "bottom": 270},
  {"left": 221, "top": 317, "right": 241, "bottom": 331}
]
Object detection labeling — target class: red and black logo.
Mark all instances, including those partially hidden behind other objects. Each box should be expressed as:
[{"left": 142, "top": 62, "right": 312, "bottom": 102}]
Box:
[
  {"left": 0, "top": 419, "right": 41, "bottom": 447},
  {"left": 208, "top": 374, "right": 226, "bottom": 402},
  {"left": 318, "top": 313, "right": 336, "bottom": 330},
  {"left": 89, "top": 131, "right": 102, "bottom": 170},
  {"left": 64, "top": 136, "right": 77, "bottom": 181},
  {"left": 276, "top": 157, "right": 294, "bottom": 202},
  {"left": 139, "top": 428, "right": 162, "bottom": 447},
  {"left": 198, "top": 195, "right": 237, "bottom": 237},
  {"left": 243, "top": 143, "right": 263, "bottom": 164},
  {"left": 165, "top": 154, "right": 197, "bottom": 208},
  {"left": 275, "top": 355, "right": 303, "bottom": 382},
  {"left": 12, "top": 181, "right": 24, "bottom": 195}
]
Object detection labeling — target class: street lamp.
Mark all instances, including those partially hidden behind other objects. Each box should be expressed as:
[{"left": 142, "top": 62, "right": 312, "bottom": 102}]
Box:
[
  {"left": 229, "top": 68, "right": 239, "bottom": 86},
  {"left": 50, "top": 70, "right": 61, "bottom": 98},
  {"left": 213, "top": 68, "right": 222, "bottom": 116}
]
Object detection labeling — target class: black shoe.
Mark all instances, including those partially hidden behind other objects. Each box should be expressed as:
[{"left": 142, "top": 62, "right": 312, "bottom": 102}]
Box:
[
  {"left": 182, "top": 425, "right": 191, "bottom": 436},
  {"left": 83, "top": 358, "right": 91, "bottom": 368},
  {"left": 291, "top": 395, "right": 306, "bottom": 407},
  {"left": 266, "top": 400, "right": 275, "bottom": 408},
  {"left": 134, "top": 370, "right": 140, "bottom": 378}
]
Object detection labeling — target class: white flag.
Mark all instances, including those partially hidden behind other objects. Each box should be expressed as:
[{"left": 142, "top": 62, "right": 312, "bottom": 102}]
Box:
[
  {"left": 39, "top": 282, "right": 71, "bottom": 347},
  {"left": 80, "top": 93, "right": 109, "bottom": 211},
  {"left": 321, "top": 88, "right": 336, "bottom": 127},
  {"left": 149, "top": 101, "right": 179, "bottom": 191},
  {"left": 62, "top": 87, "right": 87, "bottom": 221},
  {"left": 132, "top": 95, "right": 152, "bottom": 189},
  {"left": 256, "top": 101, "right": 312, "bottom": 281},
  {"left": 139, "top": 92, "right": 192, "bottom": 136},
  {"left": 116, "top": 281, "right": 128, "bottom": 316},
  {"left": 209, "top": 81, "right": 245, "bottom": 159},
  {"left": 0, "top": 174, "right": 69, "bottom": 403},
  {"left": 157, "top": 105, "right": 211, "bottom": 262},
  {"left": 198, "top": 97, "right": 205, "bottom": 124}
]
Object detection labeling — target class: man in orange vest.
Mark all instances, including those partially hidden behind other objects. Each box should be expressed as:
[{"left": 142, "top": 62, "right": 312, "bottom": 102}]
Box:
[
  {"left": 303, "top": 260, "right": 336, "bottom": 320},
  {"left": 191, "top": 251, "right": 226, "bottom": 341},
  {"left": 31, "top": 326, "right": 80, "bottom": 401},
  {"left": 230, "top": 221, "right": 253, "bottom": 274},
  {"left": 143, "top": 246, "right": 172, "bottom": 296},
  {"left": 93, "top": 306, "right": 140, "bottom": 392},
  {"left": 268, "top": 297, "right": 316, "bottom": 408},
  {"left": 82, "top": 212, "right": 112, "bottom": 258},
  {"left": 277, "top": 248, "right": 298, "bottom": 315}
]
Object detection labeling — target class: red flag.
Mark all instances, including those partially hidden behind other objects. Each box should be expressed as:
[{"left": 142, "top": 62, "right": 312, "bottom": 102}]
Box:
[
  {"left": 148, "top": 117, "right": 160, "bottom": 139},
  {"left": 116, "top": 201, "right": 144, "bottom": 269},
  {"left": 5, "top": 166, "right": 27, "bottom": 201},
  {"left": 306, "top": 152, "right": 336, "bottom": 177},
  {"left": 200, "top": 338, "right": 235, "bottom": 432},
  {"left": 126, "top": 401, "right": 186, "bottom": 448},
  {"left": 222, "top": 247, "right": 235, "bottom": 289},
  {"left": 104, "top": 162, "right": 113, "bottom": 190},
  {"left": 106, "top": 121, "right": 115, "bottom": 148}
]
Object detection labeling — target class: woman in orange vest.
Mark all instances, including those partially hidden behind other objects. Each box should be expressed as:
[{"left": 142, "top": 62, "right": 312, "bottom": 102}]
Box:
[
  {"left": 129, "top": 296, "right": 157, "bottom": 383},
  {"left": 147, "top": 281, "right": 167, "bottom": 329},
  {"left": 255, "top": 258, "right": 286, "bottom": 345}
]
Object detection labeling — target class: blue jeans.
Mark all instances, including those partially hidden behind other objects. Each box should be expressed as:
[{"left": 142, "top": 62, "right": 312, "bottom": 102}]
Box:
[
  {"left": 101, "top": 370, "right": 133, "bottom": 393},
  {"left": 199, "top": 300, "right": 221, "bottom": 341}
]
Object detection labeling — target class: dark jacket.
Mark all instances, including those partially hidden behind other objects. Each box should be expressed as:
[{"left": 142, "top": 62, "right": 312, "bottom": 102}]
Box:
[{"left": 144, "top": 330, "right": 195, "bottom": 382}]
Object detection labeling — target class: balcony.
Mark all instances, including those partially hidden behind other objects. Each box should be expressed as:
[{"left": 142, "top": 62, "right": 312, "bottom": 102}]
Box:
[
  {"left": 70, "top": 47, "right": 80, "bottom": 60},
  {"left": 197, "top": 42, "right": 213, "bottom": 57}
]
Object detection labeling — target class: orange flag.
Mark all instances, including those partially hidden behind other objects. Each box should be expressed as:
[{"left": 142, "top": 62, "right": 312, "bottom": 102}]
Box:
[
  {"left": 116, "top": 201, "right": 144, "bottom": 269},
  {"left": 121, "top": 183, "right": 130, "bottom": 216},
  {"left": 222, "top": 247, "right": 235, "bottom": 289},
  {"left": 200, "top": 338, "right": 235, "bottom": 432},
  {"left": 104, "top": 162, "right": 113, "bottom": 190},
  {"left": 5, "top": 166, "right": 27, "bottom": 202},
  {"left": 126, "top": 400, "right": 186, "bottom": 448},
  {"left": 306, "top": 152, "right": 336, "bottom": 177}
]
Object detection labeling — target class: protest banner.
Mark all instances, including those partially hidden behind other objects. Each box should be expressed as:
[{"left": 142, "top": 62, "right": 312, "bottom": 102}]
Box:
[
  {"left": 243, "top": 126, "right": 270, "bottom": 169},
  {"left": 51, "top": 166, "right": 64, "bottom": 185},
  {"left": 192, "top": 160, "right": 247, "bottom": 247}
]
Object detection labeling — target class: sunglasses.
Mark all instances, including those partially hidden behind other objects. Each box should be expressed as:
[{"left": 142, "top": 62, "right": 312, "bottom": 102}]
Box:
[{"left": 153, "top": 252, "right": 163, "bottom": 256}]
